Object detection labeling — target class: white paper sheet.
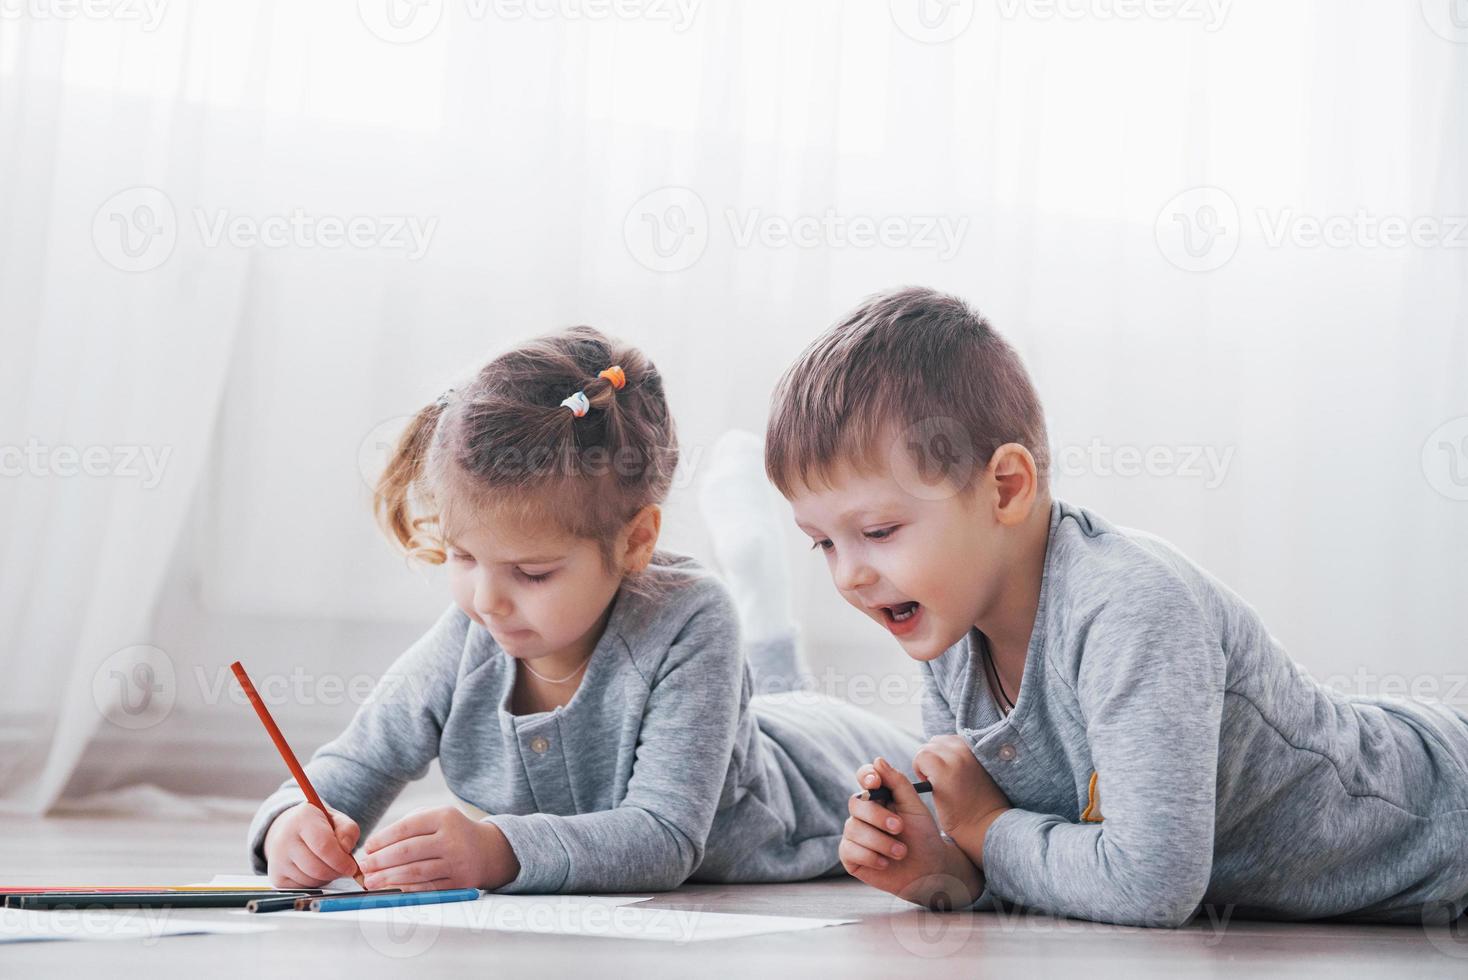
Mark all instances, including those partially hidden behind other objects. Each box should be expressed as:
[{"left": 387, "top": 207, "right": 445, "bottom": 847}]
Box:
[
  {"left": 247, "top": 894, "right": 852, "bottom": 942},
  {"left": 0, "top": 907, "right": 275, "bottom": 945},
  {"left": 188, "top": 873, "right": 365, "bottom": 893}
]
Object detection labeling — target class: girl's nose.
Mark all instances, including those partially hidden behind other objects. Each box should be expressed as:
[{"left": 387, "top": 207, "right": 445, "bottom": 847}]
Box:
[{"left": 474, "top": 579, "right": 513, "bottom": 619}]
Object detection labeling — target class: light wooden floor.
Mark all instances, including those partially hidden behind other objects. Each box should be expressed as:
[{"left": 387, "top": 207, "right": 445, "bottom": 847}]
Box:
[{"left": 2, "top": 814, "right": 1465, "bottom": 978}]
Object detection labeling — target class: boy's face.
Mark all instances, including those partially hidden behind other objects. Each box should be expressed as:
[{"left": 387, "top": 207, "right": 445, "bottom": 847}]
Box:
[{"left": 788, "top": 458, "right": 1004, "bottom": 662}]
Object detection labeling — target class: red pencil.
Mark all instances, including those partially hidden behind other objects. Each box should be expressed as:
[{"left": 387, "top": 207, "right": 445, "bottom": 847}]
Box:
[{"left": 230, "top": 660, "right": 366, "bottom": 889}]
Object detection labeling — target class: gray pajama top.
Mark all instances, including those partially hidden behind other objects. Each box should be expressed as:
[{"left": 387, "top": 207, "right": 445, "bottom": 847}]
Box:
[
  {"left": 927, "top": 499, "right": 1468, "bottom": 926},
  {"left": 247, "top": 553, "right": 919, "bottom": 893}
]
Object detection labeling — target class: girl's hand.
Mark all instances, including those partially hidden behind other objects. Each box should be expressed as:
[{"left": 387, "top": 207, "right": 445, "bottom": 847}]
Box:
[
  {"left": 360, "top": 805, "right": 521, "bottom": 892},
  {"left": 263, "top": 802, "right": 362, "bottom": 889},
  {"left": 842, "top": 757, "right": 983, "bottom": 909},
  {"left": 913, "top": 735, "right": 1012, "bottom": 861}
]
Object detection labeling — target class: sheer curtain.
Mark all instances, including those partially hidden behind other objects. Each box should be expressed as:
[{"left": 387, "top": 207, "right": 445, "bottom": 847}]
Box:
[{"left": 2, "top": 1, "right": 1464, "bottom": 809}]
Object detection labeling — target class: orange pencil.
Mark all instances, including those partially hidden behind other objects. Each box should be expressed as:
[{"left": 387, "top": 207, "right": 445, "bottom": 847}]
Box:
[{"left": 230, "top": 660, "right": 366, "bottom": 889}]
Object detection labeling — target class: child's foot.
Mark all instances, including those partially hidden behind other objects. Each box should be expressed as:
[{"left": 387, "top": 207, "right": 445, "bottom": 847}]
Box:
[{"left": 698, "top": 430, "right": 802, "bottom": 669}]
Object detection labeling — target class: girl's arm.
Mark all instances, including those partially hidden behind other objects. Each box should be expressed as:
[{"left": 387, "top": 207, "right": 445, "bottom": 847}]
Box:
[
  {"left": 246, "top": 604, "right": 468, "bottom": 872},
  {"left": 978, "top": 569, "right": 1226, "bottom": 927},
  {"left": 485, "top": 587, "right": 744, "bottom": 894}
]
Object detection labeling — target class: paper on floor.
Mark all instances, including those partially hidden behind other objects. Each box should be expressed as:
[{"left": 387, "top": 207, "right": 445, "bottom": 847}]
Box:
[
  {"left": 189, "top": 873, "right": 365, "bottom": 893},
  {"left": 252, "top": 894, "right": 852, "bottom": 942},
  {"left": 0, "top": 907, "right": 275, "bottom": 945}
]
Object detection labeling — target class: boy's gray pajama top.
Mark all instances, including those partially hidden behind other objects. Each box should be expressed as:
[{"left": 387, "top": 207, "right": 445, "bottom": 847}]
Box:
[
  {"left": 247, "top": 554, "right": 920, "bottom": 892},
  {"left": 927, "top": 499, "right": 1468, "bottom": 926}
]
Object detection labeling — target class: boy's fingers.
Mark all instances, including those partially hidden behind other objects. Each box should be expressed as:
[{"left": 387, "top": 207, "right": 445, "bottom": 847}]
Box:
[
  {"left": 848, "top": 794, "right": 903, "bottom": 834},
  {"left": 843, "top": 818, "right": 908, "bottom": 860},
  {"left": 838, "top": 837, "right": 890, "bottom": 872},
  {"left": 876, "top": 757, "right": 928, "bottom": 814},
  {"left": 331, "top": 811, "right": 361, "bottom": 850},
  {"left": 856, "top": 764, "right": 880, "bottom": 789}
]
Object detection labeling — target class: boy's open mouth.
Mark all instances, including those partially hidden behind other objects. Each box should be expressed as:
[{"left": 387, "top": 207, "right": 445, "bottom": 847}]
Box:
[
  {"left": 878, "top": 601, "right": 923, "bottom": 636},
  {"left": 881, "top": 601, "right": 920, "bottom": 623}
]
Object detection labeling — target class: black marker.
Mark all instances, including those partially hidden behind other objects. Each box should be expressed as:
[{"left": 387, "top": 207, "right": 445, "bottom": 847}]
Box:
[{"left": 854, "top": 779, "right": 932, "bottom": 806}]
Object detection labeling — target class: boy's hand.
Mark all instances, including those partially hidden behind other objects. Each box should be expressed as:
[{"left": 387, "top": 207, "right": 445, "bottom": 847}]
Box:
[
  {"left": 842, "top": 757, "right": 983, "bottom": 909},
  {"left": 360, "top": 805, "right": 521, "bottom": 892},
  {"left": 914, "top": 735, "right": 1012, "bottom": 861},
  {"left": 263, "top": 802, "right": 362, "bottom": 889}
]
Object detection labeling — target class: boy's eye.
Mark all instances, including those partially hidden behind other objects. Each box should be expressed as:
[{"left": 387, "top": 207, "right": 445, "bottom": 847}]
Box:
[
  {"left": 864, "top": 526, "right": 900, "bottom": 541},
  {"left": 809, "top": 539, "right": 834, "bottom": 552},
  {"left": 515, "top": 568, "right": 554, "bottom": 583}
]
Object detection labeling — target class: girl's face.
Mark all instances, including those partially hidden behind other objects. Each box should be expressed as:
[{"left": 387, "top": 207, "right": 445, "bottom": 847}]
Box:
[{"left": 444, "top": 509, "right": 627, "bottom": 670}]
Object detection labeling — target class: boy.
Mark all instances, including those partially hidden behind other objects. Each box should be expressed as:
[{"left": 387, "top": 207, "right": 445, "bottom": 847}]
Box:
[{"left": 763, "top": 286, "right": 1468, "bottom": 927}]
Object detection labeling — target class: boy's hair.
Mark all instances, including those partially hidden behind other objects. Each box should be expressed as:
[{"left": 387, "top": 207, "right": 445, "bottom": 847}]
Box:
[
  {"left": 374, "top": 326, "right": 678, "bottom": 573},
  {"left": 765, "top": 286, "right": 1049, "bottom": 498}
]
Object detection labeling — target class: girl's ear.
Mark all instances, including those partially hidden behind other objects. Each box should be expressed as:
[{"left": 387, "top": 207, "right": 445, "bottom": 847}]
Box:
[{"left": 619, "top": 504, "right": 662, "bottom": 575}]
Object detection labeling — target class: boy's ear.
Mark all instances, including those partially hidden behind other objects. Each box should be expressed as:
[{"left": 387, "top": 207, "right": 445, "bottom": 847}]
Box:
[
  {"left": 620, "top": 504, "right": 662, "bottom": 574},
  {"left": 988, "top": 443, "right": 1040, "bottom": 525}
]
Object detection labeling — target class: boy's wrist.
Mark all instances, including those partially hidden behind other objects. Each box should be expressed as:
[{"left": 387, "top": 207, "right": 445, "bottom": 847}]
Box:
[
  {"left": 474, "top": 819, "right": 522, "bottom": 890},
  {"left": 946, "top": 806, "right": 1010, "bottom": 867}
]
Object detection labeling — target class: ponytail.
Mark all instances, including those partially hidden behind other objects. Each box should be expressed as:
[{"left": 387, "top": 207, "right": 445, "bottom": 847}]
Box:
[{"left": 373, "top": 399, "right": 448, "bottom": 563}]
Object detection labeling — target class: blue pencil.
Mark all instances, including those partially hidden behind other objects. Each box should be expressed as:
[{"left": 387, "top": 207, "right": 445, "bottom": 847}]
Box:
[{"left": 308, "top": 887, "right": 482, "bottom": 913}]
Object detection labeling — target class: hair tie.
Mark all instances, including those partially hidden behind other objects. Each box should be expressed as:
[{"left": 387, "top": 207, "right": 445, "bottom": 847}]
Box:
[
  {"left": 599, "top": 365, "right": 626, "bottom": 390},
  {"left": 560, "top": 391, "right": 591, "bottom": 417},
  {"left": 435, "top": 388, "right": 455, "bottom": 409}
]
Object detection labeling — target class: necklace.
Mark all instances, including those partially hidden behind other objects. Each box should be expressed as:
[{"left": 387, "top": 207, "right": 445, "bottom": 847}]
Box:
[
  {"left": 519, "top": 654, "right": 592, "bottom": 685},
  {"left": 980, "top": 634, "right": 1016, "bottom": 715}
]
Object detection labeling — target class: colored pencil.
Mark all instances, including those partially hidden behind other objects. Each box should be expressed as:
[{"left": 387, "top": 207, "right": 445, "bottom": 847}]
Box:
[
  {"left": 247, "top": 889, "right": 403, "bottom": 913},
  {"left": 230, "top": 660, "right": 367, "bottom": 889},
  {"left": 308, "top": 888, "right": 481, "bottom": 913},
  {"left": 7, "top": 890, "right": 307, "bottom": 910}
]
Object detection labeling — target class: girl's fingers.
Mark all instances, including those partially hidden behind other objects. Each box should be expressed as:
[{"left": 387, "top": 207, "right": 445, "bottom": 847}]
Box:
[
  {"left": 848, "top": 794, "right": 903, "bottom": 834},
  {"left": 289, "top": 842, "right": 342, "bottom": 884},
  {"left": 838, "top": 837, "right": 890, "bottom": 872},
  {"left": 857, "top": 764, "right": 880, "bottom": 789},
  {"left": 360, "top": 834, "right": 435, "bottom": 874},
  {"left": 843, "top": 817, "right": 908, "bottom": 861},
  {"left": 365, "top": 810, "right": 440, "bottom": 853},
  {"left": 300, "top": 819, "right": 360, "bottom": 877},
  {"left": 366, "top": 857, "right": 451, "bottom": 888}
]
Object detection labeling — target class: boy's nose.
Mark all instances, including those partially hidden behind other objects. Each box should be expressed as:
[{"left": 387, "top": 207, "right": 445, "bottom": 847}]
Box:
[{"left": 833, "top": 553, "right": 877, "bottom": 592}]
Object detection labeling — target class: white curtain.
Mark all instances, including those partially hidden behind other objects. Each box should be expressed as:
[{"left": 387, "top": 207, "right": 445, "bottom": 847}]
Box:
[{"left": 2, "top": 1, "right": 1465, "bottom": 810}]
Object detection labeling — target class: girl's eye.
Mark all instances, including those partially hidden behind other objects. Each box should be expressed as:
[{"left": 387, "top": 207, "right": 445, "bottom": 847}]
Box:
[
  {"left": 516, "top": 569, "right": 554, "bottom": 583},
  {"left": 449, "top": 552, "right": 474, "bottom": 564},
  {"left": 809, "top": 539, "right": 834, "bottom": 552},
  {"left": 864, "top": 526, "right": 900, "bottom": 541}
]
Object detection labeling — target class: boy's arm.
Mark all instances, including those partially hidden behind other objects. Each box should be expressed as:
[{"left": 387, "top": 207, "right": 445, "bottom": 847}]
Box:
[
  {"left": 483, "top": 593, "right": 744, "bottom": 894},
  {"left": 978, "top": 574, "right": 1226, "bottom": 927},
  {"left": 246, "top": 604, "right": 466, "bottom": 872}
]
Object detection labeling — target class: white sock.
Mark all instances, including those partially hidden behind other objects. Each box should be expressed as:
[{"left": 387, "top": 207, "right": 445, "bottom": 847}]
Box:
[{"left": 697, "top": 430, "right": 803, "bottom": 674}]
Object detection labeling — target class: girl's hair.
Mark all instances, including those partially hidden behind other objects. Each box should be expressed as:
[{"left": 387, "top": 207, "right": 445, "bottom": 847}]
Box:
[{"left": 374, "top": 326, "right": 679, "bottom": 579}]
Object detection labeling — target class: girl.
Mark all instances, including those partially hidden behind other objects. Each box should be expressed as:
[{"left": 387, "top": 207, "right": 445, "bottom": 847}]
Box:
[{"left": 248, "top": 326, "right": 920, "bottom": 894}]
